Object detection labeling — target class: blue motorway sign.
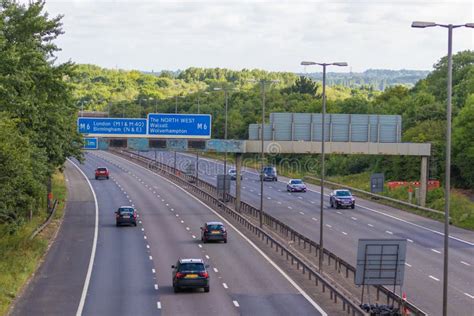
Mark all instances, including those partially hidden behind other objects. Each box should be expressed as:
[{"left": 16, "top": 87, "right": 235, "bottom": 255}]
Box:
[
  {"left": 148, "top": 114, "right": 211, "bottom": 138},
  {"left": 77, "top": 117, "right": 147, "bottom": 136},
  {"left": 83, "top": 137, "right": 98, "bottom": 149}
]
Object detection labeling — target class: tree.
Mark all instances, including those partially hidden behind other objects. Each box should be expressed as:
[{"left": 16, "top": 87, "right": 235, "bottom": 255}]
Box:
[
  {"left": 453, "top": 94, "right": 474, "bottom": 188},
  {"left": 283, "top": 76, "right": 319, "bottom": 95}
]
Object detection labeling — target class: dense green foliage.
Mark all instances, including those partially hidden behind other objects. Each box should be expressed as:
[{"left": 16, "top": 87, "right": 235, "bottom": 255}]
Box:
[
  {"left": 73, "top": 50, "right": 473, "bottom": 189},
  {"left": 0, "top": 1, "right": 82, "bottom": 227}
]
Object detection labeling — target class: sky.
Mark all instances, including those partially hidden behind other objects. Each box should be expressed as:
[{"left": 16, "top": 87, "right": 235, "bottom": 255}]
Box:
[{"left": 33, "top": 0, "right": 474, "bottom": 72}]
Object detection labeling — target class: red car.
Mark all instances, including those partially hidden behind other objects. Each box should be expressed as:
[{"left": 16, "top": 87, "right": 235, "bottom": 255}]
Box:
[{"left": 95, "top": 167, "right": 109, "bottom": 180}]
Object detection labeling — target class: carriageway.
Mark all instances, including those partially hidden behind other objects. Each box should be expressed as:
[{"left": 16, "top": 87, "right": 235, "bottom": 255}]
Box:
[{"left": 92, "top": 137, "right": 431, "bottom": 206}]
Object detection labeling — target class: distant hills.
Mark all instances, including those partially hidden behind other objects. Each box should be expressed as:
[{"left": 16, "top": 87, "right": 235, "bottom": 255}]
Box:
[{"left": 300, "top": 69, "right": 430, "bottom": 90}]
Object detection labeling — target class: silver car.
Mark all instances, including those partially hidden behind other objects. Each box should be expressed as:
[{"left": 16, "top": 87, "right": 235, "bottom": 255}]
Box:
[{"left": 287, "top": 179, "right": 307, "bottom": 192}]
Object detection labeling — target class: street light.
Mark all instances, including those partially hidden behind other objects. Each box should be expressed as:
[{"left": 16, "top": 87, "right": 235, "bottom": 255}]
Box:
[
  {"left": 412, "top": 20, "right": 473, "bottom": 316},
  {"left": 249, "top": 79, "right": 279, "bottom": 228},
  {"left": 214, "top": 87, "right": 237, "bottom": 202},
  {"left": 300, "top": 60, "right": 347, "bottom": 272}
]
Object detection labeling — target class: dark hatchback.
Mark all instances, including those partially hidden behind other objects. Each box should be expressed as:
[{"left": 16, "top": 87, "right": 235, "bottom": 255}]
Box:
[
  {"left": 115, "top": 206, "right": 137, "bottom": 226},
  {"left": 172, "top": 259, "right": 210, "bottom": 293},
  {"left": 201, "top": 221, "right": 227, "bottom": 243}
]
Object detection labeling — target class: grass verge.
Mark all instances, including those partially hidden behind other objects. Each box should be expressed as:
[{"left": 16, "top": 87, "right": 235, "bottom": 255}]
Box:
[{"left": 0, "top": 170, "right": 67, "bottom": 316}]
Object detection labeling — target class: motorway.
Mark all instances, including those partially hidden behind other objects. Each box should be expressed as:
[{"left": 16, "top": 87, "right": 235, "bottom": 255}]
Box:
[
  {"left": 13, "top": 151, "right": 327, "bottom": 316},
  {"left": 140, "top": 150, "right": 474, "bottom": 316}
]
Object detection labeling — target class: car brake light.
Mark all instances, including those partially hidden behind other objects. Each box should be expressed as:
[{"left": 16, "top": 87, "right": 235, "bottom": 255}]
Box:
[
  {"left": 176, "top": 272, "right": 185, "bottom": 279},
  {"left": 199, "top": 272, "right": 209, "bottom": 278},
  {"left": 133, "top": 212, "right": 137, "bottom": 218}
]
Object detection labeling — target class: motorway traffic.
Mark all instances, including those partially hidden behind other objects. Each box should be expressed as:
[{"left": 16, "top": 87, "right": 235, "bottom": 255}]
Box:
[{"left": 139, "top": 150, "right": 474, "bottom": 316}]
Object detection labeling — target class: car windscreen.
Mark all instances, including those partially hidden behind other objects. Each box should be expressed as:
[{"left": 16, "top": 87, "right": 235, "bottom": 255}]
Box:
[
  {"left": 207, "top": 224, "right": 224, "bottom": 230},
  {"left": 179, "top": 263, "right": 205, "bottom": 272},
  {"left": 97, "top": 168, "right": 107, "bottom": 172},
  {"left": 119, "top": 208, "right": 134, "bottom": 214},
  {"left": 336, "top": 191, "right": 351, "bottom": 197},
  {"left": 291, "top": 180, "right": 303, "bottom": 184}
]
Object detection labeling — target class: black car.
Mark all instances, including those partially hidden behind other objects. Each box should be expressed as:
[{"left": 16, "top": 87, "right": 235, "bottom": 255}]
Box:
[
  {"left": 260, "top": 166, "right": 278, "bottom": 181},
  {"left": 329, "top": 189, "right": 355, "bottom": 209},
  {"left": 201, "top": 221, "right": 227, "bottom": 243},
  {"left": 172, "top": 258, "right": 210, "bottom": 293},
  {"left": 115, "top": 206, "right": 137, "bottom": 226}
]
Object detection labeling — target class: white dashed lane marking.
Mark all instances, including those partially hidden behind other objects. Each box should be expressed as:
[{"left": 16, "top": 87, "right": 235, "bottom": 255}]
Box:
[
  {"left": 405, "top": 263, "right": 412, "bottom": 267},
  {"left": 312, "top": 217, "right": 318, "bottom": 221},
  {"left": 431, "top": 249, "right": 441, "bottom": 254},
  {"left": 342, "top": 232, "right": 348, "bottom": 235},
  {"left": 233, "top": 301, "right": 240, "bottom": 307},
  {"left": 464, "top": 293, "right": 474, "bottom": 299},
  {"left": 386, "top": 231, "right": 393, "bottom": 235},
  {"left": 461, "top": 261, "right": 471, "bottom": 266},
  {"left": 429, "top": 275, "right": 440, "bottom": 282},
  {"left": 213, "top": 268, "right": 219, "bottom": 273},
  {"left": 222, "top": 283, "right": 228, "bottom": 289},
  {"left": 154, "top": 284, "right": 158, "bottom": 290},
  {"left": 157, "top": 301, "right": 161, "bottom": 309},
  {"left": 367, "top": 223, "right": 374, "bottom": 227}
]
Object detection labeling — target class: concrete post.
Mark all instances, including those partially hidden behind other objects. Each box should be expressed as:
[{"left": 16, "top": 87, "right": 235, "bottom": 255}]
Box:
[
  {"left": 419, "top": 156, "right": 428, "bottom": 207},
  {"left": 235, "top": 153, "right": 242, "bottom": 212}
]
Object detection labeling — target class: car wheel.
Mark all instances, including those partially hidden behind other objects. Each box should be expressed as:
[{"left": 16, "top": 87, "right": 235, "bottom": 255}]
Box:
[
  {"left": 116, "top": 222, "right": 120, "bottom": 227},
  {"left": 224, "top": 239, "right": 227, "bottom": 243},
  {"left": 174, "top": 286, "right": 180, "bottom": 293},
  {"left": 330, "top": 200, "right": 333, "bottom": 208},
  {"left": 351, "top": 204, "right": 355, "bottom": 209},
  {"left": 106, "top": 176, "right": 109, "bottom": 179},
  {"left": 204, "top": 286, "right": 210, "bottom": 293},
  {"left": 95, "top": 176, "right": 98, "bottom": 180},
  {"left": 133, "top": 222, "right": 137, "bottom": 226},
  {"left": 336, "top": 203, "right": 340, "bottom": 209}
]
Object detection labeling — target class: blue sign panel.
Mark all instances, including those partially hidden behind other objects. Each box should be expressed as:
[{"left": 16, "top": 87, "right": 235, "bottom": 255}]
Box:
[
  {"left": 83, "top": 137, "right": 98, "bottom": 149},
  {"left": 148, "top": 114, "right": 211, "bottom": 138},
  {"left": 77, "top": 117, "right": 147, "bottom": 136}
]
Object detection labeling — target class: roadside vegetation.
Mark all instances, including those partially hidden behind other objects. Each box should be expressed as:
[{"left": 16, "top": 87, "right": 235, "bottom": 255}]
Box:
[{"left": 0, "top": 171, "right": 67, "bottom": 315}]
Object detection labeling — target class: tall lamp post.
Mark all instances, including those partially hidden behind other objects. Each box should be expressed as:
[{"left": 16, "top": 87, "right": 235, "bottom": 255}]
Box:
[
  {"left": 249, "top": 79, "right": 279, "bottom": 227},
  {"left": 300, "top": 61, "right": 347, "bottom": 272},
  {"left": 411, "top": 21, "right": 473, "bottom": 316},
  {"left": 214, "top": 87, "right": 236, "bottom": 202}
]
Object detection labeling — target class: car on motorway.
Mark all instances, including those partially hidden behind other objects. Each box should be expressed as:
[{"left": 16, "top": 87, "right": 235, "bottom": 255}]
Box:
[
  {"left": 201, "top": 221, "right": 227, "bottom": 243},
  {"left": 228, "top": 168, "right": 242, "bottom": 180},
  {"left": 95, "top": 167, "right": 109, "bottom": 180},
  {"left": 260, "top": 165, "right": 278, "bottom": 181},
  {"left": 115, "top": 206, "right": 137, "bottom": 226},
  {"left": 286, "top": 179, "right": 307, "bottom": 192},
  {"left": 329, "top": 189, "right": 355, "bottom": 209},
  {"left": 172, "top": 258, "right": 210, "bottom": 293}
]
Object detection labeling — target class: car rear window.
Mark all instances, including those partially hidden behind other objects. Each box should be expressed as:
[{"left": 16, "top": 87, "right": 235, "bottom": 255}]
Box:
[
  {"left": 336, "top": 191, "right": 351, "bottom": 197},
  {"left": 264, "top": 167, "right": 274, "bottom": 173},
  {"left": 119, "top": 208, "right": 134, "bottom": 214},
  {"left": 207, "top": 224, "right": 223, "bottom": 230},
  {"left": 179, "top": 263, "right": 205, "bottom": 272},
  {"left": 97, "top": 168, "right": 107, "bottom": 172}
]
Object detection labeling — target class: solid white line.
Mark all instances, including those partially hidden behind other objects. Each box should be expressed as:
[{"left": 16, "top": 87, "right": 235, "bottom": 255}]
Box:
[
  {"left": 222, "top": 283, "right": 228, "bottom": 289},
  {"left": 429, "top": 275, "right": 440, "bottom": 282},
  {"left": 213, "top": 268, "right": 218, "bottom": 273},
  {"left": 460, "top": 261, "right": 471, "bottom": 266},
  {"left": 107, "top": 152, "right": 328, "bottom": 315},
  {"left": 157, "top": 301, "right": 161, "bottom": 309},
  {"left": 233, "top": 300, "right": 240, "bottom": 307},
  {"left": 154, "top": 284, "right": 158, "bottom": 290},
  {"left": 69, "top": 160, "right": 99, "bottom": 316},
  {"left": 431, "top": 249, "right": 441, "bottom": 254},
  {"left": 464, "top": 293, "right": 474, "bottom": 299}
]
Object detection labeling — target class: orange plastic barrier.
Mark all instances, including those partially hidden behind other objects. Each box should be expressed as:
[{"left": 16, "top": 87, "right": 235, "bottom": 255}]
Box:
[{"left": 387, "top": 180, "right": 440, "bottom": 191}]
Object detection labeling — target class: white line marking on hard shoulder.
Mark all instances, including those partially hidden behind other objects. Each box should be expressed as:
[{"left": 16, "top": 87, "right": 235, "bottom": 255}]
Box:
[
  {"left": 386, "top": 231, "right": 393, "bottom": 235},
  {"left": 213, "top": 268, "right": 218, "bottom": 273},
  {"left": 429, "top": 275, "right": 440, "bottom": 282},
  {"left": 69, "top": 159, "right": 98, "bottom": 316},
  {"left": 154, "top": 284, "right": 158, "bottom": 290},
  {"left": 106, "top": 151, "right": 328, "bottom": 316},
  {"left": 222, "top": 283, "right": 228, "bottom": 289},
  {"left": 431, "top": 249, "right": 441, "bottom": 254},
  {"left": 461, "top": 261, "right": 471, "bottom": 266},
  {"left": 233, "top": 300, "right": 240, "bottom": 307},
  {"left": 464, "top": 293, "right": 474, "bottom": 299},
  {"left": 205, "top": 255, "right": 210, "bottom": 259},
  {"left": 157, "top": 301, "right": 161, "bottom": 309}
]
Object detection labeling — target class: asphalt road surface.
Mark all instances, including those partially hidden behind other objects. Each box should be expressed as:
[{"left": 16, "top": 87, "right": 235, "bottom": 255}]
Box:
[
  {"left": 139, "top": 150, "right": 474, "bottom": 316},
  {"left": 73, "top": 151, "right": 325, "bottom": 316}
]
